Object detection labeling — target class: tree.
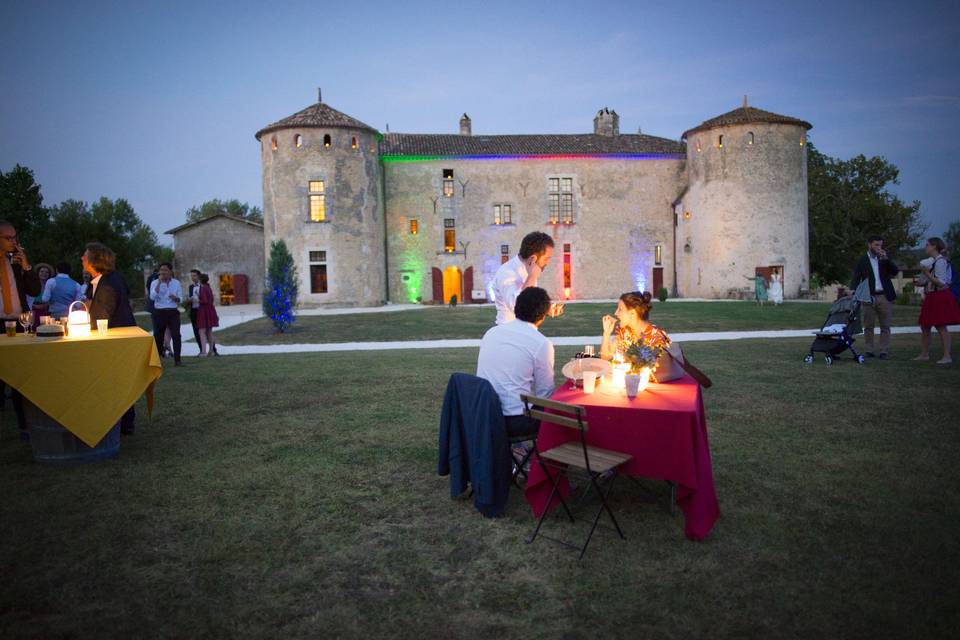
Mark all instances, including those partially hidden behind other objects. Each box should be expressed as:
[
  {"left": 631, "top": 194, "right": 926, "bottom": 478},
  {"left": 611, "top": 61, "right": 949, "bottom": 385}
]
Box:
[
  {"left": 185, "top": 198, "right": 263, "bottom": 224},
  {"left": 943, "top": 220, "right": 960, "bottom": 254},
  {"left": 0, "top": 165, "right": 47, "bottom": 250},
  {"left": 807, "top": 142, "right": 926, "bottom": 284},
  {"left": 263, "top": 239, "right": 298, "bottom": 332}
]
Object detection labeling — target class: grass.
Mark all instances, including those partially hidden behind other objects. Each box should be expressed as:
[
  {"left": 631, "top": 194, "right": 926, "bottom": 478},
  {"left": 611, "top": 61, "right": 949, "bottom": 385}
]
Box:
[
  {"left": 215, "top": 301, "right": 925, "bottom": 345},
  {"left": 2, "top": 335, "right": 958, "bottom": 638},
  {"left": 133, "top": 310, "right": 191, "bottom": 334}
]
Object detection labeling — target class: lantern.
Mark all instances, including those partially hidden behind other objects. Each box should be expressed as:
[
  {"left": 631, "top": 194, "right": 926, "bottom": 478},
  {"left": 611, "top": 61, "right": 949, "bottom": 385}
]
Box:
[{"left": 67, "top": 300, "right": 91, "bottom": 338}]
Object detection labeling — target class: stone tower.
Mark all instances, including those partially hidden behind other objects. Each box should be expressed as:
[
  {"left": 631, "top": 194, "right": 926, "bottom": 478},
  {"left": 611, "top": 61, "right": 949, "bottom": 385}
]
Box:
[
  {"left": 255, "top": 91, "right": 386, "bottom": 306},
  {"left": 676, "top": 99, "right": 812, "bottom": 298},
  {"left": 593, "top": 107, "right": 619, "bottom": 136}
]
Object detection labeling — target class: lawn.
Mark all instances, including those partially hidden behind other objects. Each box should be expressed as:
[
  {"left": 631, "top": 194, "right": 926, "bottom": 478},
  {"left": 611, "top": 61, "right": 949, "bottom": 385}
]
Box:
[
  {"left": 2, "top": 336, "right": 958, "bottom": 638},
  {"left": 215, "top": 301, "right": 925, "bottom": 345}
]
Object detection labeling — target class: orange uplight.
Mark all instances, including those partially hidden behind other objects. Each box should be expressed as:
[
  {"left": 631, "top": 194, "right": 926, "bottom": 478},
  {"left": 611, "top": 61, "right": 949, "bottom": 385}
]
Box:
[{"left": 564, "top": 287, "right": 571, "bottom": 300}]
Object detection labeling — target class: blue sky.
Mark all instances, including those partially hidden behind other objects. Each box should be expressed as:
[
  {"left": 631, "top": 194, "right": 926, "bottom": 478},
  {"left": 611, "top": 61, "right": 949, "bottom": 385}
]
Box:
[{"left": 1, "top": 0, "right": 957, "bottom": 244}]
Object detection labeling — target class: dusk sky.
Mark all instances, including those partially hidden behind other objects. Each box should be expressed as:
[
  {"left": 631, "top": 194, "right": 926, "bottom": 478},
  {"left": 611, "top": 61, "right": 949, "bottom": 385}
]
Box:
[{"left": 2, "top": 0, "right": 957, "bottom": 245}]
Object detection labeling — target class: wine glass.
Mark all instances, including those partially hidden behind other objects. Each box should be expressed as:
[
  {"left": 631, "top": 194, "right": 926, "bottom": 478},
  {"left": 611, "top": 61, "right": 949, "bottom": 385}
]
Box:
[
  {"left": 19, "top": 311, "right": 32, "bottom": 334},
  {"left": 584, "top": 345, "right": 596, "bottom": 358}
]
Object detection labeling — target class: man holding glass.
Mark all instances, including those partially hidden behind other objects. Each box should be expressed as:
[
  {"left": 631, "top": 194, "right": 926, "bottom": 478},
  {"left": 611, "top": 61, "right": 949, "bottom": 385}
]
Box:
[{"left": 1, "top": 219, "right": 41, "bottom": 437}]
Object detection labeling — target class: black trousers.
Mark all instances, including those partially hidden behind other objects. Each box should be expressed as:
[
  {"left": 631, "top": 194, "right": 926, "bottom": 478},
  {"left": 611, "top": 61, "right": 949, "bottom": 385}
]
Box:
[
  {"left": 188, "top": 307, "right": 201, "bottom": 351},
  {"left": 505, "top": 414, "right": 540, "bottom": 439},
  {"left": 1, "top": 381, "right": 27, "bottom": 432},
  {"left": 120, "top": 405, "right": 136, "bottom": 434},
  {"left": 153, "top": 308, "right": 182, "bottom": 361}
]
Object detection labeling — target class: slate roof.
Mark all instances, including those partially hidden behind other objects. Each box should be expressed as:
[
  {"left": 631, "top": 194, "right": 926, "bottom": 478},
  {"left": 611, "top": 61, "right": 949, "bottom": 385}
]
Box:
[
  {"left": 682, "top": 105, "right": 812, "bottom": 139},
  {"left": 255, "top": 102, "right": 378, "bottom": 140},
  {"left": 165, "top": 214, "right": 263, "bottom": 236},
  {"left": 379, "top": 133, "right": 685, "bottom": 157}
]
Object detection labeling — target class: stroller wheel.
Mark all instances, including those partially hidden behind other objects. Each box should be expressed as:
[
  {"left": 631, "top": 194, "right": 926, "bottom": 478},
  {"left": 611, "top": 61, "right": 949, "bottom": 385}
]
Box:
[
  {"left": 857, "top": 355, "right": 865, "bottom": 364},
  {"left": 803, "top": 354, "right": 814, "bottom": 364},
  {"left": 824, "top": 355, "right": 833, "bottom": 365}
]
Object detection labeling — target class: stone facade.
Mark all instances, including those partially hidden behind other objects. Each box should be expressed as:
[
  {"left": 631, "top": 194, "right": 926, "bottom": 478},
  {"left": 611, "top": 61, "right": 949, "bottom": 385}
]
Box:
[
  {"left": 167, "top": 214, "right": 265, "bottom": 304},
  {"left": 255, "top": 96, "right": 811, "bottom": 306}
]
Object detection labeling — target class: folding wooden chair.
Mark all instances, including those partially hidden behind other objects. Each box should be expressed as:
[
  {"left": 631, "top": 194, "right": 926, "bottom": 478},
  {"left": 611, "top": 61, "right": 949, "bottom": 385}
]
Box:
[
  {"left": 522, "top": 394, "right": 632, "bottom": 559},
  {"left": 508, "top": 430, "right": 537, "bottom": 487}
]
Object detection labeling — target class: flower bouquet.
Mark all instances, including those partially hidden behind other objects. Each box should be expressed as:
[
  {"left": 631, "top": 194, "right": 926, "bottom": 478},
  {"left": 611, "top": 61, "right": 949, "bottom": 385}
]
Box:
[{"left": 622, "top": 328, "right": 670, "bottom": 396}]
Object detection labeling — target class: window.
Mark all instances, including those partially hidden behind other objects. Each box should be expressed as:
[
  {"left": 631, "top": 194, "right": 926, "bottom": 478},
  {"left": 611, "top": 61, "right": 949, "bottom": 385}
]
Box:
[
  {"left": 323, "top": 134, "right": 332, "bottom": 148},
  {"left": 294, "top": 134, "right": 303, "bottom": 148},
  {"left": 500, "top": 244, "right": 509, "bottom": 264},
  {"left": 309, "top": 251, "right": 328, "bottom": 294},
  {"left": 351, "top": 136, "right": 358, "bottom": 150},
  {"left": 271, "top": 135, "right": 278, "bottom": 151},
  {"left": 747, "top": 132, "right": 754, "bottom": 145},
  {"left": 549, "top": 178, "right": 574, "bottom": 224},
  {"left": 800, "top": 132, "right": 806, "bottom": 147},
  {"left": 563, "top": 243, "right": 572, "bottom": 298},
  {"left": 696, "top": 139, "right": 701, "bottom": 153},
  {"left": 717, "top": 134, "right": 724, "bottom": 149},
  {"left": 409, "top": 219, "right": 418, "bottom": 235},
  {"left": 493, "top": 204, "right": 512, "bottom": 225},
  {"left": 655, "top": 244, "right": 662, "bottom": 266},
  {"left": 443, "top": 169, "right": 454, "bottom": 198},
  {"left": 443, "top": 218, "right": 455, "bottom": 252},
  {"left": 308, "top": 181, "right": 325, "bottom": 222}
]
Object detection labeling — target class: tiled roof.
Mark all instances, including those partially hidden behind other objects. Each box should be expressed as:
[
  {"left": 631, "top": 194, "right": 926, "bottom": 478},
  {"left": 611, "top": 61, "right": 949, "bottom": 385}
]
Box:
[
  {"left": 379, "top": 133, "right": 685, "bottom": 157},
  {"left": 682, "top": 105, "right": 812, "bottom": 139},
  {"left": 255, "top": 102, "right": 377, "bottom": 140},
  {"left": 165, "top": 213, "right": 263, "bottom": 236}
]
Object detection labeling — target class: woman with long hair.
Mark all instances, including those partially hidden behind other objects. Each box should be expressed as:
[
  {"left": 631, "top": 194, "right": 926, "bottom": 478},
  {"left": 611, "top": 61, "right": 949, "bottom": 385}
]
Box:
[
  {"left": 914, "top": 237, "right": 959, "bottom": 364},
  {"left": 196, "top": 273, "right": 220, "bottom": 356}
]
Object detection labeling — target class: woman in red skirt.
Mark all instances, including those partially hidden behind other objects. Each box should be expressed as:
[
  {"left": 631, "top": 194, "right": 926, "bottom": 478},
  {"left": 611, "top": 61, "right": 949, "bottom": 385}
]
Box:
[
  {"left": 914, "top": 237, "right": 960, "bottom": 364},
  {"left": 197, "top": 273, "right": 220, "bottom": 357}
]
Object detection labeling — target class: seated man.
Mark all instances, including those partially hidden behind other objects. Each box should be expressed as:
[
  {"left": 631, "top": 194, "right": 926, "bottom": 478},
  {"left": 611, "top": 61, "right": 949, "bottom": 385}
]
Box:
[{"left": 477, "top": 286, "right": 555, "bottom": 437}]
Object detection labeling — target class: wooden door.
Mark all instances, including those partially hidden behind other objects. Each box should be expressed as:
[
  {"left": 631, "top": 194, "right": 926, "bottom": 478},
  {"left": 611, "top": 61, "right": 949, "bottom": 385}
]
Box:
[
  {"left": 232, "top": 274, "right": 249, "bottom": 304},
  {"left": 431, "top": 267, "right": 443, "bottom": 303},
  {"left": 652, "top": 267, "right": 663, "bottom": 294},
  {"left": 464, "top": 267, "right": 474, "bottom": 303}
]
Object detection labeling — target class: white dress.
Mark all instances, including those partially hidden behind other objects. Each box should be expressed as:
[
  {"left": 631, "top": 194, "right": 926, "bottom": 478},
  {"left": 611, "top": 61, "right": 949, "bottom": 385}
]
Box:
[{"left": 768, "top": 273, "right": 784, "bottom": 304}]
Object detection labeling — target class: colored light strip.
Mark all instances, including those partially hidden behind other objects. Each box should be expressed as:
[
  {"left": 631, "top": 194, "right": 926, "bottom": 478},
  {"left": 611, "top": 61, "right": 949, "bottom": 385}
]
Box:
[{"left": 381, "top": 153, "right": 685, "bottom": 163}]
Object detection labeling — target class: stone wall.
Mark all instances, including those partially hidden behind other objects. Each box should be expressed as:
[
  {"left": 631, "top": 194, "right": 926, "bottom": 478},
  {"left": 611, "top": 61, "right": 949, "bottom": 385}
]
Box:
[
  {"left": 383, "top": 157, "right": 686, "bottom": 304},
  {"left": 677, "top": 122, "right": 809, "bottom": 298},
  {"left": 260, "top": 127, "right": 385, "bottom": 307},
  {"left": 172, "top": 217, "right": 265, "bottom": 304}
]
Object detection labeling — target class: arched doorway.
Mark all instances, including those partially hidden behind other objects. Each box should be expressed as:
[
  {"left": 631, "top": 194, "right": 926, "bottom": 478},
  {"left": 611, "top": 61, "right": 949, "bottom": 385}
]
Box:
[{"left": 442, "top": 266, "right": 462, "bottom": 304}]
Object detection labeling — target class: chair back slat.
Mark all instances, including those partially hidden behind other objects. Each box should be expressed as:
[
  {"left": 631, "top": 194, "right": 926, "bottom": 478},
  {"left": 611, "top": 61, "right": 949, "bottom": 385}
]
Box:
[
  {"left": 521, "top": 394, "right": 586, "bottom": 417},
  {"left": 526, "top": 409, "right": 588, "bottom": 432}
]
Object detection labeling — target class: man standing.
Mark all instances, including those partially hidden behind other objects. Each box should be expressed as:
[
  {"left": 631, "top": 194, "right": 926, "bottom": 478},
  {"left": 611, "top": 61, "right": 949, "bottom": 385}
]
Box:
[
  {"left": 477, "top": 287, "right": 555, "bottom": 438},
  {"left": 150, "top": 262, "right": 183, "bottom": 366},
  {"left": 82, "top": 241, "right": 138, "bottom": 433},
  {"left": 39, "top": 261, "right": 84, "bottom": 317},
  {"left": 0, "top": 219, "right": 41, "bottom": 436},
  {"left": 492, "top": 231, "right": 563, "bottom": 325},
  {"left": 187, "top": 269, "right": 202, "bottom": 353},
  {"left": 850, "top": 234, "right": 900, "bottom": 359}
]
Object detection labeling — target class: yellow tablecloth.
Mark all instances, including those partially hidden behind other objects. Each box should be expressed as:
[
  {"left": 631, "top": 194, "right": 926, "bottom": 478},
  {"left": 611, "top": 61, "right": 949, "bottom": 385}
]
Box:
[{"left": 0, "top": 326, "right": 162, "bottom": 447}]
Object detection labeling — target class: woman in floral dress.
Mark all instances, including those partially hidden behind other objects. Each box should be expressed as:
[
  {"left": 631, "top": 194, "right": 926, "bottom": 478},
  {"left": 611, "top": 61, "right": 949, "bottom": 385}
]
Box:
[{"left": 600, "top": 291, "right": 674, "bottom": 380}]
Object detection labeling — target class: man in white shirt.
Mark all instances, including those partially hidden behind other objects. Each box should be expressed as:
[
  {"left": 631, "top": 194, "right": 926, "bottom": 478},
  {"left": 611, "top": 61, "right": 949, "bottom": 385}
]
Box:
[
  {"left": 477, "top": 287, "right": 555, "bottom": 437},
  {"left": 492, "top": 231, "right": 564, "bottom": 325},
  {"left": 150, "top": 262, "right": 184, "bottom": 365}
]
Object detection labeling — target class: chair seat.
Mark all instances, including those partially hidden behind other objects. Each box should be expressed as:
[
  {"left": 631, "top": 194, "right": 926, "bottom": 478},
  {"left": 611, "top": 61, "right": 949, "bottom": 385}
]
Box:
[{"left": 540, "top": 442, "right": 632, "bottom": 473}]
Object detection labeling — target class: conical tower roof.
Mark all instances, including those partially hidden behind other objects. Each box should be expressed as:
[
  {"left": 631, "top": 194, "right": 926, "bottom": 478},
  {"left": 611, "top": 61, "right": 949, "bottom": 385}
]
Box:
[
  {"left": 682, "top": 102, "right": 811, "bottom": 140},
  {"left": 255, "top": 100, "right": 377, "bottom": 140}
]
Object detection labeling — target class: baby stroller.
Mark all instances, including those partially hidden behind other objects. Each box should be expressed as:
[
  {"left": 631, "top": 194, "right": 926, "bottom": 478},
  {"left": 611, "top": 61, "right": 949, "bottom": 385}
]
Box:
[{"left": 804, "top": 287, "right": 868, "bottom": 366}]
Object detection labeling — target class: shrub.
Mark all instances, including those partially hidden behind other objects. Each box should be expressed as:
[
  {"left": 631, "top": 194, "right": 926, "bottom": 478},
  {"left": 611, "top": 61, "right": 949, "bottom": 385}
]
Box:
[
  {"left": 449, "top": 294, "right": 458, "bottom": 307},
  {"left": 263, "top": 239, "right": 298, "bottom": 332},
  {"left": 895, "top": 292, "right": 910, "bottom": 306},
  {"left": 657, "top": 287, "right": 669, "bottom": 302}
]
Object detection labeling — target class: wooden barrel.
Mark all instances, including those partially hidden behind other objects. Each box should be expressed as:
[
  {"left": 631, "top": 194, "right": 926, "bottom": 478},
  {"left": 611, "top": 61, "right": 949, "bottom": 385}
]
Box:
[{"left": 23, "top": 400, "right": 120, "bottom": 464}]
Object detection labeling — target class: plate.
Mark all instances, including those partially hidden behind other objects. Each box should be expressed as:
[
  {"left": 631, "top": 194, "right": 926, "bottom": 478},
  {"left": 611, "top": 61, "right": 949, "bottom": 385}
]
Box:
[{"left": 561, "top": 357, "right": 612, "bottom": 381}]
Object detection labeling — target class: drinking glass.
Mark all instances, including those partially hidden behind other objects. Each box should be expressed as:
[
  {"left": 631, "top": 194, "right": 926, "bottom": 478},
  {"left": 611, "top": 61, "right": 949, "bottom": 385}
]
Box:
[
  {"left": 19, "top": 312, "right": 32, "bottom": 334},
  {"left": 584, "top": 345, "right": 595, "bottom": 358}
]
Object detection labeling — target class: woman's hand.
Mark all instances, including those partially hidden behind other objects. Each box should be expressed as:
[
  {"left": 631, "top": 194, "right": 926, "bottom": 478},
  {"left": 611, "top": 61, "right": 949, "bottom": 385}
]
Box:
[{"left": 602, "top": 314, "right": 617, "bottom": 336}]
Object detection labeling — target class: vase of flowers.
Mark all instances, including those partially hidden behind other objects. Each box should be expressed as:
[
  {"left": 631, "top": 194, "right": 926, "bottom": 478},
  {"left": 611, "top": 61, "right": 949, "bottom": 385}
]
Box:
[{"left": 623, "top": 329, "right": 669, "bottom": 397}]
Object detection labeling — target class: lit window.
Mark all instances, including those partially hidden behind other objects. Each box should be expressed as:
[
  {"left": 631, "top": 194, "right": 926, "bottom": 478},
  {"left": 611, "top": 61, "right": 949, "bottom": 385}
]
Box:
[
  {"left": 493, "top": 204, "right": 513, "bottom": 225},
  {"left": 308, "top": 181, "right": 325, "bottom": 222},
  {"left": 323, "top": 134, "right": 332, "bottom": 148},
  {"left": 410, "top": 219, "right": 418, "bottom": 235},
  {"left": 563, "top": 243, "right": 572, "bottom": 291},
  {"left": 800, "top": 132, "right": 806, "bottom": 147},
  {"left": 294, "top": 134, "right": 303, "bottom": 149},
  {"left": 309, "top": 251, "right": 328, "bottom": 294},
  {"left": 443, "top": 218, "right": 455, "bottom": 252},
  {"left": 351, "top": 136, "right": 358, "bottom": 150},
  {"left": 501, "top": 245, "right": 510, "bottom": 264},
  {"left": 548, "top": 178, "right": 574, "bottom": 224},
  {"left": 443, "top": 169, "right": 454, "bottom": 198},
  {"left": 271, "top": 135, "right": 278, "bottom": 151},
  {"left": 718, "top": 135, "right": 723, "bottom": 148},
  {"left": 747, "top": 132, "right": 754, "bottom": 145},
  {"left": 502, "top": 204, "right": 511, "bottom": 224},
  {"left": 655, "top": 244, "right": 662, "bottom": 265},
  {"left": 696, "top": 139, "right": 701, "bottom": 153}
]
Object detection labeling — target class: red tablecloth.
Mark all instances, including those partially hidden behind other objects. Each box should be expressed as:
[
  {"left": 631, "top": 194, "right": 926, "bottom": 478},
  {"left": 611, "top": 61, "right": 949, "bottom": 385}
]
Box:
[{"left": 524, "top": 375, "right": 720, "bottom": 541}]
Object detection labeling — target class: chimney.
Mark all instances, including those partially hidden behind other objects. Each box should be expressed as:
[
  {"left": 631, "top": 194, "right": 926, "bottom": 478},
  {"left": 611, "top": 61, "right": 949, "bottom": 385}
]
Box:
[
  {"left": 318, "top": 87, "right": 323, "bottom": 103},
  {"left": 593, "top": 107, "right": 619, "bottom": 136},
  {"left": 459, "top": 113, "right": 472, "bottom": 136}
]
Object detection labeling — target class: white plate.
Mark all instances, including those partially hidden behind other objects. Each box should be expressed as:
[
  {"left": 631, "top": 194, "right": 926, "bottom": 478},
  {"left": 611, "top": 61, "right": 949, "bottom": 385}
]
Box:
[{"left": 561, "top": 357, "right": 612, "bottom": 381}]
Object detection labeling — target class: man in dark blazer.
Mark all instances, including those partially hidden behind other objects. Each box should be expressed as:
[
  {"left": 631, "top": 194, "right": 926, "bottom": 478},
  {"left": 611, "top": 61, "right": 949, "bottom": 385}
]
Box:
[
  {"left": 82, "top": 241, "right": 138, "bottom": 433},
  {"left": 1, "top": 219, "right": 42, "bottom": 436},
  {"left": 850, "top": 234, "right": 900, "bottom": 359}
]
